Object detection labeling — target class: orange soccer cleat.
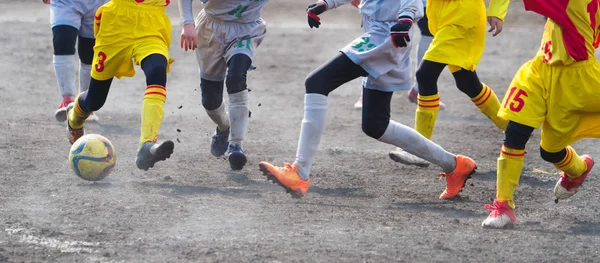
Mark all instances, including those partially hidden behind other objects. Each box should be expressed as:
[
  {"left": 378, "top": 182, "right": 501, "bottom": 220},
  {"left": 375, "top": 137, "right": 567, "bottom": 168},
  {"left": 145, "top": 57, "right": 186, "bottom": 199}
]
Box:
[
  {"left": 259, "top": 162, "right": 311, "bottom": 199},
  {"left": 439, "top": 155, "right": 477, "bottom": 199}
]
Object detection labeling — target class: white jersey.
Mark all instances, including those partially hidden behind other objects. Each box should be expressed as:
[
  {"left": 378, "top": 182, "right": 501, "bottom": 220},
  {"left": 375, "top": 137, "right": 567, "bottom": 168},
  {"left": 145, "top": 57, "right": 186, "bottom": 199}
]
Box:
[
  {"left": 327, "top": 0, "right": 422, "bottom": 22},
  {"left": 179, "top": 0, "right": 268, "bottom": 24}
]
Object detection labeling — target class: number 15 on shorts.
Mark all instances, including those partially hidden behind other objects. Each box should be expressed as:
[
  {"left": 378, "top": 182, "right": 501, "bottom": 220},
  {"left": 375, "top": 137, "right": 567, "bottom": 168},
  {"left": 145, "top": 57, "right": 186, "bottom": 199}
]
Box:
[{"left": 503, "top": 87, "right": 528, "bottom": 112}]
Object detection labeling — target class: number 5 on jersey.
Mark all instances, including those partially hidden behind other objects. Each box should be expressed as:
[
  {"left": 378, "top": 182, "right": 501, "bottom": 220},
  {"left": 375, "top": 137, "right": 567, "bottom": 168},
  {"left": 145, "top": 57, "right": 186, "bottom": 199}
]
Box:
[{"left": 503, "top": 87, "right": 528, "bottom": 112}]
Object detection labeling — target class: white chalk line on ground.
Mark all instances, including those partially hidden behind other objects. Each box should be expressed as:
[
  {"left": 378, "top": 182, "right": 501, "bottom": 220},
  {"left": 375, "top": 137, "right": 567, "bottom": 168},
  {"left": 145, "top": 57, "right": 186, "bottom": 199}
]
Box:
[{"left": 5, "top": 227, "right": 102, "bottom": 254}]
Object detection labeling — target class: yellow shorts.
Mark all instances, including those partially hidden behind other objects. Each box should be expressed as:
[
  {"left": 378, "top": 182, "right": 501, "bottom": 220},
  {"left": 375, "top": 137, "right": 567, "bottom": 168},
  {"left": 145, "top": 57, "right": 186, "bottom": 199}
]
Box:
[
  {"left": 423, "top": 0, "right": 487, "bottom": 72},
  {"left": 91, "top": 0, "right": 173, "bottom": 80},
  {"left": 499, "top": 58, "right": 600, "bottom": 152}
]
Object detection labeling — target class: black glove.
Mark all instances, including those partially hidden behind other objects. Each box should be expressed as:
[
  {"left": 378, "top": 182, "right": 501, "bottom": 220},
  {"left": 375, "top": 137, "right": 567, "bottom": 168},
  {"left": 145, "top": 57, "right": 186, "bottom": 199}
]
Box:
[
  {"left": 390, "top": 16, "right": 413, "bottom": 48},
  {"left": 307, "top": 1, "right": 328, "bottom": 28}
]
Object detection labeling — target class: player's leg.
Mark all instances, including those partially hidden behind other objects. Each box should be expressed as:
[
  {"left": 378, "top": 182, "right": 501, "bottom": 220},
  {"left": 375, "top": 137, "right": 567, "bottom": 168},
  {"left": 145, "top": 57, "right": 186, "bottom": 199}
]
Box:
[
  {"left": 78, "top": 1, "right": 103, "bottom": 122},
  {"left": 52, "top": 25, "right": 79, "bottom": 122},
  {"left": 452, "top": 68, "right": 507, "bottom": 131},
  {"left": 135, "top": 54, "right": 174, "bottom": 171},
  {"left": 407, "top": 7, "right": 446, "bottom": 110},
  {"left": 224, "top": 54, "right": 252, "bottom": 170},
  {"left": 259, "top": 52, "right": 368, "bottom": 198},
  {"left": 361, "top": 87, "right": 476, "bottom": 199},
  {"left": 541, "top": 146, "right": 594, "bottom": 200},
  {"left": 482, "top": 121, "right": 533, "bottom": 229},
  {"left": 482, "top": 59, "right": 546, "bottom": 229},
  {"left": 413, "top": 60, "right": 446, "bottom": 139},
  {"left": 66, "top": 77, "right": 112, "bottom": 144},
  {"left": 200, "top": 78, "right": 229, "bottom": 157},
  {"left": 77, "top": 36, "right": 100, "bottom": 122}
]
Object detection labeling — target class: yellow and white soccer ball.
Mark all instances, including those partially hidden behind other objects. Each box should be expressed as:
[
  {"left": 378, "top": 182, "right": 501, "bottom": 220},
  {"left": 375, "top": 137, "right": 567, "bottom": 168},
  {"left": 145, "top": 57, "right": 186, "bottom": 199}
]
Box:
[{"left": 68, "top": 134, "right": 116, "bottom": 181}]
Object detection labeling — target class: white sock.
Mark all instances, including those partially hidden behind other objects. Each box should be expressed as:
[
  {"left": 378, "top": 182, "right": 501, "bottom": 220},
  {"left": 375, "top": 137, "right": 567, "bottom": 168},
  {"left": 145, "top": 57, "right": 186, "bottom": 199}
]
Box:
[
  {"left": 294, "top": 94, "right": 328, "bottom": 180},
  {"left": 53, "top": 55, "right": 77, "bottom": 98},
  {"left": 79, "top": 63, "right": 92, "bottom": 93},
  {"left": 206, "top": 100, "right": 230, "bottom": 132},
  {"left": 413, "top": 35, "right": 433, "bottom": 93},
  {"left": 378, "top": 120, "right": 456, "bottom": 172},
  {"left": 228, "top": 90, "right": 249, "bottom": 145}
]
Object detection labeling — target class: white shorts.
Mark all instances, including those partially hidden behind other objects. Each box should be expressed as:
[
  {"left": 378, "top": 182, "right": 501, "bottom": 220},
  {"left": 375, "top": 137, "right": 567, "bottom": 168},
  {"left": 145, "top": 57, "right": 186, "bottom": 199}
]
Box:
[
  {"left": 341, "top": 16, "right": 414, "bottom": 92},
  {"left": 195, "top": 10, "right": 267, "bottom": 81},
  {"left": 50, "top": 0, "right": 107, "bottom": 39}
]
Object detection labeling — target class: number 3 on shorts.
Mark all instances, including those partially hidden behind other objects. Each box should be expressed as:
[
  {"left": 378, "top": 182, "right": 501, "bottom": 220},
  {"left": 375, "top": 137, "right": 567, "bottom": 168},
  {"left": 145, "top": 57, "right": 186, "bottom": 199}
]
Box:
[
  {"left": 95, "top": 51, "right": 107, "bottom": 73},
  {"left": 503, "top": 87, "right": 528, "bottom": 112}
]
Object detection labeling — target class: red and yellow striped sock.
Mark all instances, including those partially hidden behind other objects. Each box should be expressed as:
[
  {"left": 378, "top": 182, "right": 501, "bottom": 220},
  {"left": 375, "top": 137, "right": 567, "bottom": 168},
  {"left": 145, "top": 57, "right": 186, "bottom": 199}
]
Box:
[
  {"left": 471, "top": 83, "right": 508, "bottom": 131},
  {"left": 68, "top": 94, "right": 91, "bottom": 129},
  {"left": 415, "top": 93, "right": 440, "bottom": 139},
  {"left": 139, "top": 85, "right": 166, "bottom": 148},
  {"left": 497, "top": 145, "right": 526, "bottom": 209},
  {"left": 554, "top": 146, "right": 588, "bottom": 179}
]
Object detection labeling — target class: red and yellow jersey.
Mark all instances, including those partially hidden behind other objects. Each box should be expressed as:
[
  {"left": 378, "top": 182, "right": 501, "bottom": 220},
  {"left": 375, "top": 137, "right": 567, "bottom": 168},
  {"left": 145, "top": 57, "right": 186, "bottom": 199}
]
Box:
[
  {"left": 525, "top": 0, "right": 600, "bottom": 65},
  {"left": 132, "top": 0, "right": 170, "bottom": 6}
]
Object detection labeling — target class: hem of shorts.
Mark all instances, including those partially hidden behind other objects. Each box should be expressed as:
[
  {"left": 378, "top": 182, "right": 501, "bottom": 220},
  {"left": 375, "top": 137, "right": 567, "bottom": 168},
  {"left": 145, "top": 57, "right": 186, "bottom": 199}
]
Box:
[
  {"left": 341, "top": 50, "right": 383, "bottom": 79},
  {"left": 51, "top": 21, "right": 79, "bottom": 30},
  {"left": 497, "top": 111, "right": 543, "bottom": 129},
  {"left": 423, "top": 55, "right": 477, "bottom": 72},
  {"left": 363, "top": 81, "right": 412, "bottom": 92},
  {"left": 226, "top": 49, "right": 254, "bottom": 64},
  {"left": 201, "top": 73, "right": 226, "bottom": 82}
]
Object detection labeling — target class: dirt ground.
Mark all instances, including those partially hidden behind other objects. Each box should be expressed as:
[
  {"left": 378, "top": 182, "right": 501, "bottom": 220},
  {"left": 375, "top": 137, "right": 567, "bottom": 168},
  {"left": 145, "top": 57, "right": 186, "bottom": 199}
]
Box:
[{"left": 1, "top": 1, "right": 600, "bottom": 262}]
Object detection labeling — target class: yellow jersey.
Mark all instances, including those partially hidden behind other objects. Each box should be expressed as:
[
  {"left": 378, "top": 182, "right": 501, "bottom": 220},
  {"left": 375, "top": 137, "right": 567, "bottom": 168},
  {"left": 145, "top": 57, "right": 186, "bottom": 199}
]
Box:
[{"left": 525, "top": 0, "right": 600, "bottom": 65}]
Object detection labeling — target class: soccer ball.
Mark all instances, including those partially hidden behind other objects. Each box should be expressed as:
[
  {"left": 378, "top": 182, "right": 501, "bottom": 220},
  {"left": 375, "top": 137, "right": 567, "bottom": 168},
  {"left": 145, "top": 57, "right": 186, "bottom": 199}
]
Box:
[{"left": 68, "top": 134, "right": 116, "bottom": 181}]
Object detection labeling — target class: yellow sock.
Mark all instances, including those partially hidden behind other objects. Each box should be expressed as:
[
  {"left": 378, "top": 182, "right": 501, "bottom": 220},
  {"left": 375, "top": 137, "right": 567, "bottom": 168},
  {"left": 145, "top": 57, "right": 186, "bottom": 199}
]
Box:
[
  {"left": 471, "top": 83, "right": 508, "bottom": 131},
  {"left": 553, "top": 146, "right": 588, "bottom": 179},
  {"left": 68, "top": 94, "right": 91, "bottom": 129},
  {"left": 415, "top": 94, "right": 440, "bottom": 139},
  {"left": 140, "top": 85, "right": 166, "bottom": 148},
  {"left": 497, "top": 145, "right": 526, "bottom": 209}
]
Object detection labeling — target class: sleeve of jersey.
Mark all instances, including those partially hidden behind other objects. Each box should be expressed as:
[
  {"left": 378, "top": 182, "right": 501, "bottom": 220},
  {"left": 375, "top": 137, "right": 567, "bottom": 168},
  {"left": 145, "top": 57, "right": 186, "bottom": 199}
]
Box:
[
  {"left": 397, "top": 0, "right": 423, "bottom": 20},
  {"left": 178, "top": 0, "right": 195, "bottom": 25},
  {"left": 323, "top": 0, "right": 354, "bottom": 9},
  {"left": 487, "top": 0, "right": 510, "bottom": 23},
  {"left": 524, "top": 0, "right": 588, "bottom": 61}
]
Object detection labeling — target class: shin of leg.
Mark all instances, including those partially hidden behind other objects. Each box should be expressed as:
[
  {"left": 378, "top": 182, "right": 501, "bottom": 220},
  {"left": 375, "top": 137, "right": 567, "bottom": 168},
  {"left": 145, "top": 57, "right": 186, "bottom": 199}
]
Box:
[
  {"left": 79, "top": 78, "right": 112, "bottom": 112},
  {"left": 457, "top": 69, "right": 508, "bottom": 131},
  {"left": 497, "top": 121, "right": 533, "bottom": 208},
  {"left": 545, "top": 145, "right": 588, "bottom": 178},
  {"left": 52, "top": 25, "right": 78, "bottom": 97},
  {"left": 200, "top": 78, "right": 225, "bottom": 110},
  {"left": 361, "top": 88, "right": 391, "bottom": 139},
  {"left": 305, "top": 52, "right": 368, "bottom": 96},
  {"left": 140, "top": 54, "right": 168, "bottom": 146},
  {"left": 415, "top": 60, "right": 446, "bottom": 96},
  {"left": 78, "top": 37, "right": 95, "bottom": 93},
  {"left": 226, "top": 54, "right": 252, "bottom": 145},
  {"left": 201, "top": 78, "right": 229, "bottom": 131},
  {"left": 452, "top": 69, "right": 482, "bottom": 98}
]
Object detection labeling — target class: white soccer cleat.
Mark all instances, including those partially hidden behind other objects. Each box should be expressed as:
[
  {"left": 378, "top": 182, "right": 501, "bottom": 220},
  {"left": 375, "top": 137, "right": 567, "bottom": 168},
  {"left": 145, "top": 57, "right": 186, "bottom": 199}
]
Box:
[
  {"left": 388, "top": 147, "right": 430, "bottom": 167},
  {"left": 87, "top": 112, "right": 99, "bottom": 122},
  {"left": 554, "top": 155, "right": 594, "bottom": 200},
  {"left": 482, "top": 200, "right": 516, "bottom": 229}
]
